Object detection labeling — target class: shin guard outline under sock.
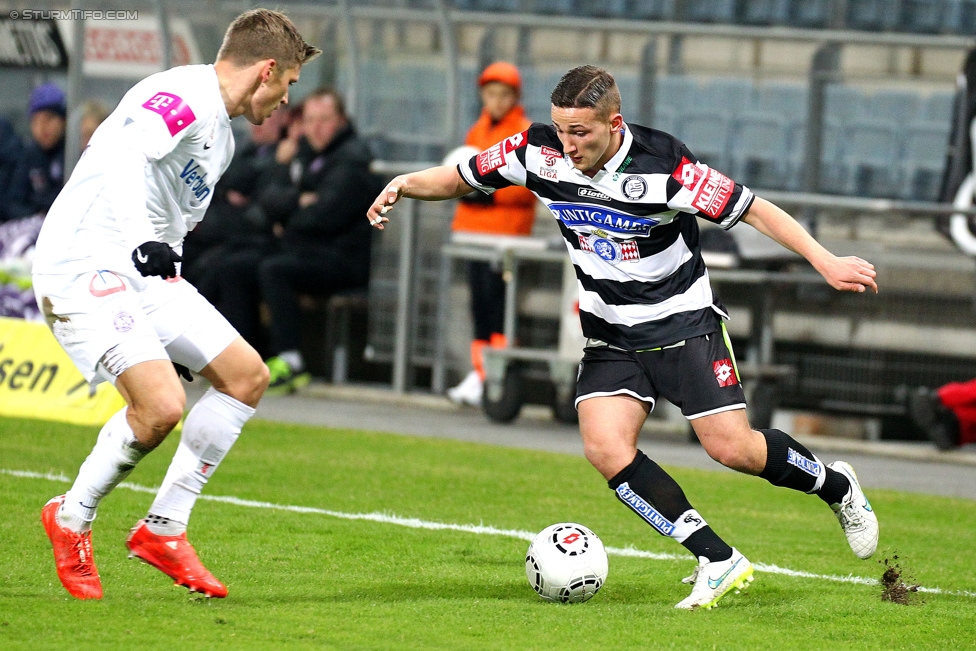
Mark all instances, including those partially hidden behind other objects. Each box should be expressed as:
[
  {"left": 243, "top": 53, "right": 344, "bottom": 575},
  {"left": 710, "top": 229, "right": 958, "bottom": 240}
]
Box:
[{"left": 758, "top": 428, "right": 850, "bottom": 505}]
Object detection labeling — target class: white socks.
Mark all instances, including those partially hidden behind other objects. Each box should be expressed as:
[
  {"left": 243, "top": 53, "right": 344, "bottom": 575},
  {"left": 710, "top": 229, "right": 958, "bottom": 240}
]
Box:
[
  {"left": 146, "top": 387, "right": 255, "bottom": 534},
  {"left": 60, "top": 408, "right": 150, "bottom": 533}
]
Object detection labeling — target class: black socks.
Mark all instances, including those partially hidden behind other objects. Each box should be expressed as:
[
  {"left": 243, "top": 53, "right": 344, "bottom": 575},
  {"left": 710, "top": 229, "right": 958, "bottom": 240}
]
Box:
[
  {"left": 609, "top": 450, "right": 733, "bottom": 563},
  {"left": 758, "top": 428, "right": 850, "bottom": 505}
]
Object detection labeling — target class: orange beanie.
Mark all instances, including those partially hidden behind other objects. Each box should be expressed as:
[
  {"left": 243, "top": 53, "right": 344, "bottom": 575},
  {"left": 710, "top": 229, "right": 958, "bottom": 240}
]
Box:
[{"left": 478, "top": 61, "right": 521, "bottom": 92}]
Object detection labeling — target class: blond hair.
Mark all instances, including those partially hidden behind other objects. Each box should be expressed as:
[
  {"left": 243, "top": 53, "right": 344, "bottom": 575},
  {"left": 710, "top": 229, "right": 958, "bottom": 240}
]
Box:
[{"left": 217, "top": 9, "right": 321, "bottom": 71}]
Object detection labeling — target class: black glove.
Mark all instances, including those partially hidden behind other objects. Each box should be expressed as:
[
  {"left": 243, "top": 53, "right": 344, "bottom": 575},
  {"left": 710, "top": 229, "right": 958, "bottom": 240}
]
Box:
[
  {"left": 173, "top": 362, "right": 193, "bottom": 382},
  {"left": 132, "top": 241, "right": 182, "bottom": 278}
]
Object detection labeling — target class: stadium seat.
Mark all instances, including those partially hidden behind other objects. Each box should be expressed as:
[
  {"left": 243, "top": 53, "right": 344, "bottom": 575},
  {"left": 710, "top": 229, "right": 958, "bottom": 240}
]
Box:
[
  {"left": 700, "top": 77, "right": 755, "bottom": 117},
  {"left": 824, "top": 84, "right": 865, "bottom": 124},
  {"left": 786, "top": 0, "right": 833, "bottom": 27},
  {"left": 922, "top": 90, "right": 956, "bottom": 123},
  {"left": 673, "top": 110, "right": 732, "bottom": 172},
  {"left": 528, "top": 0, "right": 575, "bottom": 14},
  {"left": 943, "top": 0, "right": 976, "bottom": 34},
  {"left": 898, "top": 0, "right": 948, "bottom": 33},
  {"left": 738, "top": 0, "right": 791, "bottom": 25},
  {"left": 729, "top": 113, "right": 792, "bottom": 189},
  {"left": 900, "top": 121, "right": 950, "bottom": 201},
  {"left": 754, "top": 82, "right": 808, "bottom": 122},
  {"left": 847, "top": 0, "right": 902, "bottom": 30},
  {"left": 841, "top": 119, "right": 902, "bottom": 197},
  {"left": 678, "top": 0, "right": 737, "bottom": 23},
  {"left": 655, "top": 75, "right": 698, "bottom": 114},
  {"left": 651, "top": 105, "right": 677, "bottom": 136},
  {"left": 818, "top": 118, "right": 848, "bottom": 193},
  {"left": 864, "top": 89, "right": 923, "bottom": 124}
]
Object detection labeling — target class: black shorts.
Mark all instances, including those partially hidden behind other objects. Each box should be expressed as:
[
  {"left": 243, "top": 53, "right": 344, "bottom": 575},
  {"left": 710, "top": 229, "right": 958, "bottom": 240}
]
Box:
[{"left": 575, "top": 325, "right": 746, "bottom": 420}]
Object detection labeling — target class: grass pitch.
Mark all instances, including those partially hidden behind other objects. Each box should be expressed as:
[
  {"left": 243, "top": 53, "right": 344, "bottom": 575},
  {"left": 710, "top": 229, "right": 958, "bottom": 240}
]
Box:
[{"left": 1, "top": 416, "right": 975, "bottom": 650}]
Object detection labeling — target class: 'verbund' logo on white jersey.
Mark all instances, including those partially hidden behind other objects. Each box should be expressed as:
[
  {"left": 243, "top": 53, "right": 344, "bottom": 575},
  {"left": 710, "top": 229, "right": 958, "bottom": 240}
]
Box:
[
  {"left": 672, "top": 156, "right": 705, "bottom": 191},
  {"left": 548, "top": 202, "right": 658, "bottom": 235},
  {"left": 787, "top": 448, "right": 822, "bottom": 477},
  {"left": 179, "top": 158, "right": 212, "bottom": 201},
  {"left": 693, "top": 168, "right": 734, "bottom": 218},
  {"left": 477, "top": 143, "right": 505, "bottom": 175},
  {"left": 578, "top": 187, "right": 611, "bottom": 201},
  {"left": 616, "top": 483, "right": 675, "bottom": 535}
]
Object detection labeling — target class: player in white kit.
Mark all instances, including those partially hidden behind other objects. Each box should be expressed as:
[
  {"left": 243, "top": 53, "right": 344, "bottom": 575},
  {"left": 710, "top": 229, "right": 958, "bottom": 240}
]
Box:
[{"left": 33, "top": 9, "right": 319, "bottom": 600}]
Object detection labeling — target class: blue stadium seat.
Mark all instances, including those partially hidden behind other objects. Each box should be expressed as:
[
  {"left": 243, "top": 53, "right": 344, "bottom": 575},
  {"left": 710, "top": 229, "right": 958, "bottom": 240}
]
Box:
[
  {"left": 824, "top": 84, "right": 865, "bottom": 123},
  {"left": 679, "top": 0, "right": 737, "bottom": 23},
  {"left": 900, "top": 121, "right": 950, "bottom": 201},
  {"left": 899, "top": 0, "right": 948, "bottom": 33},
  {"left": 651, "top": 105, "right": 677, "bottom": 136},
  {"left": 672, "top": 111, "right": 732, "bottom": 172},
  {"left": 700, "top": 77, "right": 755, "bottom": 117},
  {"left": 922, "top": 90, "right": 956, "bottom": 124},
  {"left": 729, "top": 113, "right": 792, "bottom": 189},
  {"left": 847, "top": 0, "right": 902, "bottom": 30},
  {"left": 787, "top": 0, "right": 833, "bottom": 27},
  {"left": 739, "top": 0, "right": 791, "bottom": 25},
  {"left": 582, "top": 0, "right": 676, "bottom": 19},
  {"left": 754, "top": 82, "right": 808, "bottom": 122},
  {"left": 943, "top": 0, "right": 976, "bottom": 34},
  {"left": 864, "top": 89, "right": 923, "bottom": 124},
  {"left": 841, "top": 119, "right": 902, "bottom": 197},
  {"left": 528, "top": 0, "right": 575, "bottom": 13},
  {"left": 655, "top": 75, "right": 699, "bottom": 114},
  {"left": 818, "top": 118, "right": 847, "bottom": 193}
]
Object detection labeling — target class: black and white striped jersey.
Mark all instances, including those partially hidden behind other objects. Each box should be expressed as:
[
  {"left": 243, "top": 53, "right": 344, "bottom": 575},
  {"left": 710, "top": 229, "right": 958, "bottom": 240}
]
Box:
[{"left": 457, "top": 121, "right": 755, "bottom": 351}]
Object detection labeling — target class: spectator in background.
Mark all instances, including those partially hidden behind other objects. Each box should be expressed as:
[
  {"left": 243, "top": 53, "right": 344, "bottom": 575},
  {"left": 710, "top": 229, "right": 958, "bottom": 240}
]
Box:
[
  {"left": 446, "top": 61, "right": 537, "bottom": 407},
  {"left": 907, "top": 382, "right": 976, "bottom": 450},
  {"left": 78, "top": 100, "right": 110, "bottom": 152},
  {"left": 0, "top": 117, "right": 24, "bottom": 223},
  {"left": 219, "top": 87, "right": 382, "bottom": 393},
  {"left": 183, "top": 106, "right": 289, "bottom": 305},
  {"left": 7, "top": 83, "right": 66, "bottom": 220}
]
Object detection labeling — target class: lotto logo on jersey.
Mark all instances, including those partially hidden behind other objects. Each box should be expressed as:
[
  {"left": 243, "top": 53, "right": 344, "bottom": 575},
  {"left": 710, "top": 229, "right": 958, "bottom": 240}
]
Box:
[
  {"left": 693, "top": 169, "right": 734, "bottom": 218},
  {"left": 672, "top": 156, "right": 704, "bottom": 191},
  {"left": 504, "top": 130, "right": 529, "bottom": 153},
  {"left": 713, "top": 359, "right": 738, "bottom": 387},
  {"left": 478, "top": 143, "right": 505, "bottom": 174},
  {"left": 141, "top": 92, "right": 196, "bottom": 137}
]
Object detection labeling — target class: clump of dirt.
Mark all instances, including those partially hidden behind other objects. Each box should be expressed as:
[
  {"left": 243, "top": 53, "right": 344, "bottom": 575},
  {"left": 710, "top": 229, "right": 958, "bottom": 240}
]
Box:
[{"left": 880, "top": 554, "right": 921, "bottom": 605}]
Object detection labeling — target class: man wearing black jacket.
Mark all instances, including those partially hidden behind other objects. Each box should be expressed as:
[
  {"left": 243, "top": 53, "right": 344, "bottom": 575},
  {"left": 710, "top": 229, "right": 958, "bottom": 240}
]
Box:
[{"left": 219, "top": 87, "right": 381, "bottom": 392}]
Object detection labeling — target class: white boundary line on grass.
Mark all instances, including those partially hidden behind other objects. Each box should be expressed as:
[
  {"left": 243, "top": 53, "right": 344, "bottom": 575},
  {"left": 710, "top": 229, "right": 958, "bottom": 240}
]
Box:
[{"left": 6, "top": 468, "right": 974, "bottom": 599}]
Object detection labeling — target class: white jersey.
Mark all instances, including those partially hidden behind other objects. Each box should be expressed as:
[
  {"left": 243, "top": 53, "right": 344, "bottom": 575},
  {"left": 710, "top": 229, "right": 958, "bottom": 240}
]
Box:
[{"left": 33, "top": 64, "right": 235, "bottom": 278}]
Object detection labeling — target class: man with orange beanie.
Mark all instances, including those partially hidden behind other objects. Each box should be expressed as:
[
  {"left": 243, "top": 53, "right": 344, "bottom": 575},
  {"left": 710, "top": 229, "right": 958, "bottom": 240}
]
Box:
[{"left": 447, "top": 61, "right": 537, "bottom": 406}]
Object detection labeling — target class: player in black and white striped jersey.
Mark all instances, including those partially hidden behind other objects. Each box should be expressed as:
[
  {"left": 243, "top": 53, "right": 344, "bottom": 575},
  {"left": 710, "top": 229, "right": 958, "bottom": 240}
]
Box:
[{"left": 367, "top": 65, "right": 879, "bottom": 610}]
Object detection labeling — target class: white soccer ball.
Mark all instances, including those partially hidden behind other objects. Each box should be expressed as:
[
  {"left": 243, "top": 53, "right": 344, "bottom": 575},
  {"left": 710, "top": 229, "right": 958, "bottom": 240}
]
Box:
[
  {"left": 525, "top": 522, "right": 609, "bottom": 603},
  {"left": 441, "top": 145, "right": 480, "bottom": 169}
]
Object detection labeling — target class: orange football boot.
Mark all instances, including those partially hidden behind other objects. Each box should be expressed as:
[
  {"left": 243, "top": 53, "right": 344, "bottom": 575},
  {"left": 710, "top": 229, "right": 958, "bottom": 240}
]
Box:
[
  {"left": 125, "top": 520, "right": 227, "bottom": 598},
  {"left": 41, "top": 495, "right": 103, "bottom": 600}
]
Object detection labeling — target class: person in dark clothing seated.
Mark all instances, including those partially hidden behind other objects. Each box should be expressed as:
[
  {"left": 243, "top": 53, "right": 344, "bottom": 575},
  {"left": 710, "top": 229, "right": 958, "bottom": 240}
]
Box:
[
  {"left": 0, "top": 118, "right": 24, "bottom": 224},
  {"left": 217, "top": 87, "right": 382, "bottom": 393},
  {"left": 6, "top": 83, "right": 66, "bottom": 220},
  {"left": 182, "top": 107, "right": 288, "bottom": 303}
]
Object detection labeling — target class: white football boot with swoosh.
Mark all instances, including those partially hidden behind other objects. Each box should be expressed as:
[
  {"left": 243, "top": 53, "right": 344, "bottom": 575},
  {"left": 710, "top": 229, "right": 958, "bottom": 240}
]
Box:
[
  {"left": 828, "top": 461, "right": 879, "bottom": 559},
  {"left": 675, "top": 547, "right": 754, "bottom": 610}
]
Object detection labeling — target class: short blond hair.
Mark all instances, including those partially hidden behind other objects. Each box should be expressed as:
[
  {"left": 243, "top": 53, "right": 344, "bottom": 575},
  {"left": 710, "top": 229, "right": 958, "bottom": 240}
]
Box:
[{"left": 217, "top": 9, "right": 321, "bottom": 71}]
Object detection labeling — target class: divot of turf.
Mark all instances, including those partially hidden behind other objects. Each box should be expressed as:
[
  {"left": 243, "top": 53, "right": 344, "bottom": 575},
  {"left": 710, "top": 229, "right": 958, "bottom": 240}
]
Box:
[{"left": 880, "top": 553, "right": 921, "bottom": 605}]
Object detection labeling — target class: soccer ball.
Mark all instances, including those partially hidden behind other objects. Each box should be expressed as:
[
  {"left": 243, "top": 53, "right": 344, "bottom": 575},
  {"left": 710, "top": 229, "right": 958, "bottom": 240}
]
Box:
[{"left": 525, "top": 523, "right": 609, "bottom": 603}]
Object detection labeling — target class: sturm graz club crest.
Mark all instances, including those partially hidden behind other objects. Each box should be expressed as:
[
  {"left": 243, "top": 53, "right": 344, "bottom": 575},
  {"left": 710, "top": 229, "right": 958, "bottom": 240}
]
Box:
[{"left": 621, "top": 174, "right": 648, "bottom": 200}]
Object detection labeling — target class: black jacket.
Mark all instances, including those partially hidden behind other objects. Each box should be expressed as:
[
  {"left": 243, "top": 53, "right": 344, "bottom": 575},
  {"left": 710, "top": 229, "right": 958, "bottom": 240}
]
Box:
[
  {"left": 5, "top": 135, "right": 64, "bottom": 221},
  {"left": 260, "top": 123, "right": 382, "bottom": 253}
]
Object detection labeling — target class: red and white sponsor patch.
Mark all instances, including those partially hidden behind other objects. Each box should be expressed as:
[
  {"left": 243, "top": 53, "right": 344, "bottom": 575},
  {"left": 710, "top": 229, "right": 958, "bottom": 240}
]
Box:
[
  {"left": 713, "top": 359, "right": 738, "bottom": 387},
  {"left": 620, "top": 241, "right": 639, "bottom": 261},
  {"left": 540, "top": 145, "right": 561, "bottom": 166},
  {"left": 672, "top": 156, "right": 704, "bottom": 191},
  {"left": 693, "top": 168, "right": 734, "bottom": 218},
  {"left": 504, "top": 130, "right": 528, "bottom": 153},
  {"left": 141, "top": 91, "right": 196, "bottom": 137},
  {"left": 477, "top": 143, "right": 505, "bottom": 175}
]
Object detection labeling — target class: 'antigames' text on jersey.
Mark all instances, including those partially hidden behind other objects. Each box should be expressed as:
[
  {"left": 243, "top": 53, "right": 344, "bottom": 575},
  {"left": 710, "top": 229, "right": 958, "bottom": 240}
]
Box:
[{"left": 457, "top": 123, "right": 755, "bottom": 350}]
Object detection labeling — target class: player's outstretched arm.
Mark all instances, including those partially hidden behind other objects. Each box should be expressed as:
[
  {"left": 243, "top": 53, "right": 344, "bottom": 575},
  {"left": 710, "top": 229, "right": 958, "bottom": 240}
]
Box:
[
  {"left": 367, "top": 165, "right": 474, "bottom": 230},
  {"left": 742, "top": 197, "right": 878, "bottom": 294}
]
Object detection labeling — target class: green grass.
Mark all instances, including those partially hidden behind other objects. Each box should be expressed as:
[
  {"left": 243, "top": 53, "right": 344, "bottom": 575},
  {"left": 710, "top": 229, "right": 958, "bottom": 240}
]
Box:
[{"left": 1, "top": 416, "right": 975, "bottom": 650}]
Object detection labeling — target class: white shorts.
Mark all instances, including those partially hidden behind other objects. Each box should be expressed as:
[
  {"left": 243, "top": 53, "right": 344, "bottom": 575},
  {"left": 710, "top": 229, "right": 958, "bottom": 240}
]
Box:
[{"left": 33, "top": 270, "right": 239, "bottom": 386}]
